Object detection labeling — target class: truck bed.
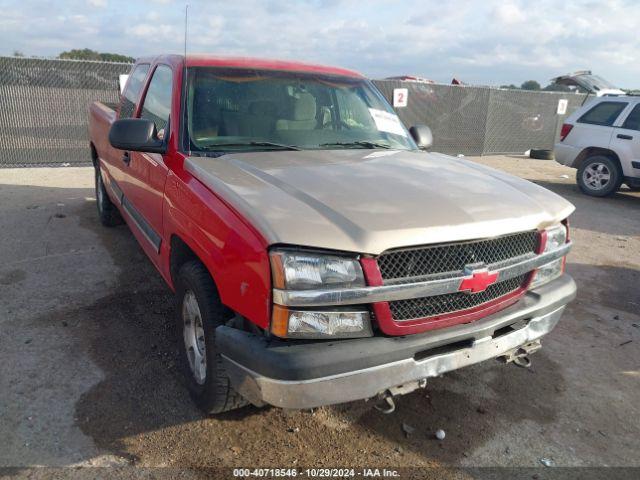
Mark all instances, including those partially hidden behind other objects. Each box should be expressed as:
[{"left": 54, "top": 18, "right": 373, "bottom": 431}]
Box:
[{"left": 88, "top": 101, "right": 117, "bottom": 164}]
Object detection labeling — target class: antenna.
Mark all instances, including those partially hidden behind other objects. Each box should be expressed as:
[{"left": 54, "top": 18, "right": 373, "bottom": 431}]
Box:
[
  {"left": 182, "top": 4, "right": 191, "bottom": 155},
  {"left": 184, "top": 4, "right": 188, "bottom": 61}
]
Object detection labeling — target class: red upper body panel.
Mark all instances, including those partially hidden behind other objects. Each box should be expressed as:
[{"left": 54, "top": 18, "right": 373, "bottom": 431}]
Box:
[
  {"left": 187, "top": 55, "right": 364, "bottom": 78},
  {"left": 136, "top": 54, "right": 364, "bottom": 78}
]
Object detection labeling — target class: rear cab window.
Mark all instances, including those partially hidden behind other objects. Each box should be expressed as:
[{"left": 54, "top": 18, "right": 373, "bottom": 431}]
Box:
[
  {"left": 578, "top": 101, "right": 628, "bottom": 127},
  {"left": 119, "top": 63, "right": 150, "bottom": 119},
  {"left": 140, "top": 64, "right": 173, "bottom": 138}
]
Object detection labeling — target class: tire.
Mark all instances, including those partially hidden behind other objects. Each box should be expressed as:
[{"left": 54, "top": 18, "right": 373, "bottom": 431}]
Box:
[
  {"left": 95, "top": 167, "right": 123, "bottom": 227},
  {"left": 576, "top": 155, "right": 623, "bottom": 197},
  {"left": 175, "top": 260, "right": 248, "bottom": 414},
  {"left": 529, "top": 149, "right": 554, "bottom": 160}
]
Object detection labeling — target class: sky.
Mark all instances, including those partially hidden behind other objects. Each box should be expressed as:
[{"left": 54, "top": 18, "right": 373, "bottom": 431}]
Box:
[{"left": 1, "top": 0, "right": 639, "bottom": 88}]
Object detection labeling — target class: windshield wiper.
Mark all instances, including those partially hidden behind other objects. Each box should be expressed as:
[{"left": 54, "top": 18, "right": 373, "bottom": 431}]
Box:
[
  {"left": 201, "top": 141, "right": 301, "bottom": 151},
  {"left": 319, "top": 141, "right": 392, "bottom": 149}
]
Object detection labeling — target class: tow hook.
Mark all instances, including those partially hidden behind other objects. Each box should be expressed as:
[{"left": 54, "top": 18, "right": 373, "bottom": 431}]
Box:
[
  {"left": 374, "top": 392, "right": 396, "bottom": 414},
  {"left": 498, "top": 340, "right": 541, "bottom": 369},
  {"left": 513, "top": 355, "right": 532, "bottom": 368},
  {"left": 373, "top": 379, "right": 428, "bottom": 414}
]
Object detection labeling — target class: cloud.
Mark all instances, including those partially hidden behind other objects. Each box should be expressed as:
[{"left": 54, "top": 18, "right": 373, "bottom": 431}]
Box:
[
  {"left": 131, "top": 23, "right": 174, "bottom": 39},
  {"left": 1, "top": 0, "right": 640, "bottom": 88},
  {"left": 208, "top": 16, "right": 224, "bottom": 28},
  {"left": 494, "top": 3, "right": 525, "bottom": 24}
]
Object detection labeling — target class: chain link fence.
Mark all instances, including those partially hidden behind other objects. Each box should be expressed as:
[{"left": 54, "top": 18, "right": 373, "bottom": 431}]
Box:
[
  {"left": 0, "top": 56, "right": 131, "bottom": 167},
  {"left": 373, "top": 80, "right": 589, "bottom": 155},
  {"left": 0, "top": 57, "right": 590, "bottom": 167}
]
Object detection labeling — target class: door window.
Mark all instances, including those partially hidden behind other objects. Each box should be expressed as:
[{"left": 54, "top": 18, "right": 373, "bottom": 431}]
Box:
[
  {"left": 621, "top": 104, "right": 640, "bottom": 131},
  {"left": 119, "top": 64, "right": 150, "bottom": 119},
  {"left": 140, "top": 65, "right": 173, "bottom": 135}
]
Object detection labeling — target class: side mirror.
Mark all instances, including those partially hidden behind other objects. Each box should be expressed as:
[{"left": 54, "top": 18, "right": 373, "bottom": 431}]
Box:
[
  {"left": 409, "top": 125, "right": 433, "bottom": 150},
  {"left": 109, "top": 118, "right": 166, "bottom": 154}
]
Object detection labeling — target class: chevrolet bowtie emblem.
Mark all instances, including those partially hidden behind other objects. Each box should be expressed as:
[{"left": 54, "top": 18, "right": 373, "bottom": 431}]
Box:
[{"left": 459, "top": 266, "right": 499, "bottom": 294}]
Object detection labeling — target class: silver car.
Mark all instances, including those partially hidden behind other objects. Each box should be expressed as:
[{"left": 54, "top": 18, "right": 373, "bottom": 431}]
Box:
[{"left": 555, "top": 96, "right": 640, "bottom": 196}]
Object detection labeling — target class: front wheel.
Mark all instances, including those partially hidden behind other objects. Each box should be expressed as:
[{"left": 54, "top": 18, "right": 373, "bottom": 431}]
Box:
[
  {"left": 175, "top": 260, "right": 248, "bottom": 414},
  {"left": 95, "top": 167, "right": 123, "bottom": 227},
  {"left": 576, "top": 155, "right": 622, "bottom": 197}
]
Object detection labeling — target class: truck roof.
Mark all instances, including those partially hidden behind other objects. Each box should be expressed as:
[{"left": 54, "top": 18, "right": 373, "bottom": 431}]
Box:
[{"left": 137, "top": 54, "right": 364, "bottom": 79}]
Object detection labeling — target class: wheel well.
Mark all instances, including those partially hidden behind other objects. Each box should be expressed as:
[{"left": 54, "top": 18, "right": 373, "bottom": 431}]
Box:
[
  {"left": 169, "top": 235, "right": 201, "bottom": 286},
  {"left": 574, "top": 147, "right": 622, "bottom": 172},
  {"left": 169, "top": 235, "right": 236, "bottom": 320}
]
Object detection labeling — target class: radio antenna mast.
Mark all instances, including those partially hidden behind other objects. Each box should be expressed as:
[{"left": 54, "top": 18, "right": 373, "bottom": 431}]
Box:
[
  {"left": 182, "top": 4, "right": 190, "bottom": 156},
  {"left": 184, "top": 4, "right": 189, "bottom": 61}
]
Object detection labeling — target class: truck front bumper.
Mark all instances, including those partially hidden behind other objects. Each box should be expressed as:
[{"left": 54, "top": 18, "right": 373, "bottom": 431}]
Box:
[{"left": 216, "top": 274, "right": 576, "bottom": 409}]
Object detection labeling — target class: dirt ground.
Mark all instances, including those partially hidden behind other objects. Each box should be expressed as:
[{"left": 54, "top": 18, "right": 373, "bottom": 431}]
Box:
[{"left": 0, "top": 155, "right": 639, "bottom": 478}]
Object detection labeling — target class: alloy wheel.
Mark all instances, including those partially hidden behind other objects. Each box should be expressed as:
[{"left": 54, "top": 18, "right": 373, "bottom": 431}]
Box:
[
  {"left": 583, "top": 162, "right": 611, "bottom": 191},
  {"left": 182, "top": 290, "right": 207, "bottom": 385}
]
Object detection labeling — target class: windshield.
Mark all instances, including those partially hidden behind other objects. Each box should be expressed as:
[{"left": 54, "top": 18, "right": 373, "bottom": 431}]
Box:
[{"left": 184, "top": 67, "right": 417, "bottom": 153}]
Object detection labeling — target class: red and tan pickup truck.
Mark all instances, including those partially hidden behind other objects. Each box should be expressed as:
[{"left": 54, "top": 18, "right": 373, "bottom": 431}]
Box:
[{"left": 88, "top": 54, "right": 576, "bottom": 414}]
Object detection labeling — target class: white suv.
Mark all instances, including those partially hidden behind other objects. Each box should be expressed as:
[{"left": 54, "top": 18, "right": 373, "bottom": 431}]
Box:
[{"left": 554, "top": 96, "right": 640, "bottom": 196}]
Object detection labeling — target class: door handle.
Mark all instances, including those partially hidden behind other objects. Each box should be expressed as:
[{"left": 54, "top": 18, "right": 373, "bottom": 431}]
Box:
[
  {"left": 617, "top": 134, "right": 633, "bottom": 140},
  {"left": 122, "top": 151, "right": 131, "bottom": 165}
]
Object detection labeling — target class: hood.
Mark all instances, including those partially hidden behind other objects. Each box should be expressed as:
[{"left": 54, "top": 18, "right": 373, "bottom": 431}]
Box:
[{"left": 186, "top": 149, "right": 574, "bottom": 254}]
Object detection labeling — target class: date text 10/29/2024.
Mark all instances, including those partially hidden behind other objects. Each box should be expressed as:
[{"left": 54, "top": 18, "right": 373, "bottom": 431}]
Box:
[{"left": 233, "top": 468, "right": 400, "bottom": 478}]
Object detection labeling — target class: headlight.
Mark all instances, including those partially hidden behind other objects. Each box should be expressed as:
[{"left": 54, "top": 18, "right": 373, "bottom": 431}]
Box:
[
  {"left": 530, "top": 258, "right": 564, "bottom": 288},
  {"left": 530, "top": 224, "right": 568, "bottom": 288},
  {"left": 270, "top": 249, "right": 370, "bottom": 338},
  {"left": 544, "top": 224, "right": 567, "bottom": 252},
  {"left": 271, "top": 306, "right": 373, "bottom": 339},
  {"left": 270, "top": 250, "right": 365, "bottom": 290}
]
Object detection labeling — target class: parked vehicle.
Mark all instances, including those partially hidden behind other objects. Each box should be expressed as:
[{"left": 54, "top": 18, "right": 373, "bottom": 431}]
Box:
[
  {"left": 551, "top": 71, "right": 626, "bottom": 97},
  {"left": 554, "top": 96, "right": 640, "bottom": 196},
  {"left": 385, "top": 75, "right": 434, "bottom": 83},
  {"left": 88, "top": 55, "right": 576, "bottom": 414}
]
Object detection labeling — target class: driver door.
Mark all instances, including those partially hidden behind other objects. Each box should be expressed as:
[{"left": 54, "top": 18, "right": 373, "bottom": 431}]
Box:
[{"left": 119, "top": 64, "right": 173, "bottom": 257}]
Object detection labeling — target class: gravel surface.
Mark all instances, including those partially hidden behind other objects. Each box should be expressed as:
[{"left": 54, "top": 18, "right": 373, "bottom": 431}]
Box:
[{"left": 1, "top": 156, "right": 639, "bottom": 477}]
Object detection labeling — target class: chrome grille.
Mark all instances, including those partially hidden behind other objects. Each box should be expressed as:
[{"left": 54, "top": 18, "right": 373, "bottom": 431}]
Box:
[
  {"left": 389, "top": 274, "right": 527, "bottom": 321},
  {"left": 378, "top": 231, "right": 538, "bottom": 284}
]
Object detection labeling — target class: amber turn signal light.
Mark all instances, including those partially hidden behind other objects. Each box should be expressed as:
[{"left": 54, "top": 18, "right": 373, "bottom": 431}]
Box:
[{"left": 271, "top": 305, "right": 290, "bottom": 338}]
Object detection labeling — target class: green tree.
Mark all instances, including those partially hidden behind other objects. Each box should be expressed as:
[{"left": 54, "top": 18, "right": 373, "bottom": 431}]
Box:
[
  {"left": 520, "top": 80, "right": 541, "bottom": 91},
  {"left": 543, "top": 82, "right": 572, "bottom": 92},
  {"left": 12, "top": 50, "right": 25, "bottom": 57},
  {"left": 58, "top": 48, "right": 134, "bottom": 63},
  {"left": 499, "top": 84, "right": 519, "bottom": 89},
  {"left": 99, "top": 52, "right": 136, "bottom": 63}
]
